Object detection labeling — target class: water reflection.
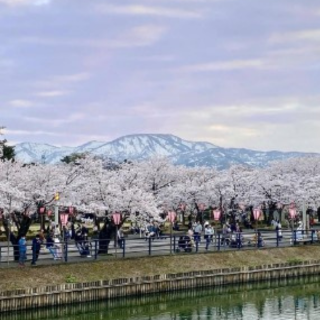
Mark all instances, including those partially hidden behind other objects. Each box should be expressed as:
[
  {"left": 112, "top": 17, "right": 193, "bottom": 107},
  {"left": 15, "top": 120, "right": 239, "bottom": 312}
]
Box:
[{"left": 1, "top": 276, "right": 320, "bottom": 320}]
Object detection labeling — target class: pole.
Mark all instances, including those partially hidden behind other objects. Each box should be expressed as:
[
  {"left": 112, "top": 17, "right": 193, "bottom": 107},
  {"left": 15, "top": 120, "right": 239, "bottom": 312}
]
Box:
[
  {"left": 302, "top": 201, "right": 307, "bottom": 235},
  {"left": 7, "top": 220, "right": 10, "bottom": 266},
  {"left": 54, "top": 204, "right": 59, "bottom": 229},
  {"left": 170, "top": 222, "right": 173, "bottom": 254},
  {"left": 115, "top": 225, "right": 118, "bottom": 259}
]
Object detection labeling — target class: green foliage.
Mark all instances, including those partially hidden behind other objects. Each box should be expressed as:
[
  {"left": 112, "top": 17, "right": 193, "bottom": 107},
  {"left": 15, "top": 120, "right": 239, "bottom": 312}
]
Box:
[
  {"left": 60, "top": 152, "right": 88, "bottom": 164},
  {"left": 0, "top": 139, "right": 15, "bottom": 161},
  {"left": 65, "top": 274, "right": 77, "bottom": 283},
  {"left": 287, "top": 258, "right": 303, "bottom": 265}
]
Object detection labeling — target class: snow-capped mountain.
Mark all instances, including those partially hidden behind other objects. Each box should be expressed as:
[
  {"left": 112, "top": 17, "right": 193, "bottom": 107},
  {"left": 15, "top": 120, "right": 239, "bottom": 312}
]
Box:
[
  {"left": 14, "top": 134, "right": 319, "bottom": 169},
  {"left": 91, "top": 134, "right": 216, "bottom": 160}
]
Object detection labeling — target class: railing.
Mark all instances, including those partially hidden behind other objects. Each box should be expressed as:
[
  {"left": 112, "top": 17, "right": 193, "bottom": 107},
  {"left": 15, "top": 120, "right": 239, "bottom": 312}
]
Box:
[{"left": 0, "top": 228, "right": 319, "bottom": 265}]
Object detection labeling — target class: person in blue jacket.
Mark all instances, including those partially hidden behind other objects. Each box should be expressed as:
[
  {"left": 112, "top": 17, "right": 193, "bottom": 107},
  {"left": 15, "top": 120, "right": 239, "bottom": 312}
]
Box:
[{"left": 18, "top": 235, "right": 27, "bottom": 267}]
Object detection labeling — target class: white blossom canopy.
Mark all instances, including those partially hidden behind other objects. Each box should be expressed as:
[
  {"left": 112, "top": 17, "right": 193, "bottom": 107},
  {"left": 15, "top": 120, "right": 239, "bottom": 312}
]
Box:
[{"left": 1, "top": 156, "right": 320, "bottom": 221}]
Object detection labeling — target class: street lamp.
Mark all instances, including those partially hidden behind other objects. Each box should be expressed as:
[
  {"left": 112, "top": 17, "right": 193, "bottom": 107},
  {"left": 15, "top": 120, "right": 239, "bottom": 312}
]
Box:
[
  {"left": 112, "top": 212, "right": 121, "bottom": 258},
  {"left": 167, "top": 211, "right": 176, "bottom": 254},
  {"left": 54, "top": 192, "right": 60, "bottom": 226}
]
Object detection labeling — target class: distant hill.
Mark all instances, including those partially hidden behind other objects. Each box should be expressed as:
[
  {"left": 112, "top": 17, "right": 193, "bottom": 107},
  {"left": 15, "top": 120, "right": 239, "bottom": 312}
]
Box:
[{"left": 14, "top": 134, "right": 319, "bottom": 169}]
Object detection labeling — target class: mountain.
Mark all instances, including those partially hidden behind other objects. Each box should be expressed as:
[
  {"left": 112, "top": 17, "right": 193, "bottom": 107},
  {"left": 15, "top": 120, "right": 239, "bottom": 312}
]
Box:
[{"left": 14, "top": 134, "right": 319, "bottom": 169}]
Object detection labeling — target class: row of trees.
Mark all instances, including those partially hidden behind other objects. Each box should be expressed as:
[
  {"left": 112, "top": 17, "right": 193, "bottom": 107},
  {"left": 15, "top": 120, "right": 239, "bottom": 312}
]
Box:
[
  {"left": 1, "top": 125, "right": 320, "bottom": 242},
  {"left": 1, "top": 152, "right": 320, "bottom": 223}
]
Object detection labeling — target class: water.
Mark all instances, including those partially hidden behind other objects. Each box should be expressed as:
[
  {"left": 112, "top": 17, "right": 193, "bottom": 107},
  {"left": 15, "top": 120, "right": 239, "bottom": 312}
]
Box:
[{"left": 1, "top": 276, "right": 320, "bottom": 320}]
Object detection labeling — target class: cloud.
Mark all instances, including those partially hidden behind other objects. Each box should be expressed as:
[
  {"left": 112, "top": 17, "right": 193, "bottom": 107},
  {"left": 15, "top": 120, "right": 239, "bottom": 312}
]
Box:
[
  {"left": 269, "top": 29, "right": 320, "bottom": 44},
  {"left": 35, "top": 90, "right": 70, "bottom": 97},
  {"left": 0, "top": 0, "right": 50, "bottom": 6},
  {"left": 51, "top": 73, "right": 90, "bottom": 83},
  {"left": 9, "top": 99, "right": 34, "bottom": 108},
  {"left": 121, "top": 25, "right": 167, "bottom": 47},
  {"left": 98, "top": 4, "right": 202, "bottom": 19},
  {"left": 33, "top": 72, "right": 90, "bottom": 89},
  {"left": 178, "top": 59, "right": 264, "bottom": 72},
  {"left": 20, "top": 24, "right": 167, "bottom": 49},
  {"left": 23, "top": 112, "right": 87, "bottom": 127}
]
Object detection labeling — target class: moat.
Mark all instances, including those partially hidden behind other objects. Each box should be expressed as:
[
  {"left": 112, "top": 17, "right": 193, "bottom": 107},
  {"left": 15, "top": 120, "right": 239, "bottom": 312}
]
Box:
[{"left": 2, "top": 275, "right": 320, "bottom": 320}]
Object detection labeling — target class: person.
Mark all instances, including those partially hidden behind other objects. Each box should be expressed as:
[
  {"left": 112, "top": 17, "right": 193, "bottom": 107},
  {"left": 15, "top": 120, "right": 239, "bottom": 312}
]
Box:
[
  {"left": 276, "top": 220, "right": 283, "bottom": 240},
  {"left": 187, "top": 229, "right": 196, "bottom": 248},
  {"left": 234, "top": 224, "right": 243, "bottom": 248},
  {"left": 62, "top": 226, "right": 71, "bottom": 241},
  {"left": 38, "top": 229, "right": 46, "bottom": 243},
  {"left": 54, "top": 224, "right": 61, "bottom": 237},
  {"left": 295, "top": 221, "right": 303, "bottom": 241},
  {"left": 193, "top": 221, "right": 203, "bottom": 244},
  {"left": 204, "top": 223, "right": 214, "bottom": 250},
  {"left": 98, "top": 222, "right": 112, "bottom": 254},
  {"left": 54, "top": 237, "right": 63, "bottom": 260},
  {"left": 74, "top": 224, "right": 91, "bottom": 257},
  {"left": 46, "top": 232, "right": 57, "bottom": 259},
  {"left": 18, "top": 235, "right": 27, "bottom": 267},
  {"left": 31, "top": 234, "right": 42, "bottom": 265},
  {"left": 251, "top": 231, "right": 264, "bottom": 247},
  {"left": 173, "top": 220, "right": 180, "bottom": 231},
  {"left": 91, "top": 225, "right": 100, "bottom": 254},
  {"left": 221, "top": 223, "right": 232, "bottom": 246},
  {"left": 117, "top": 227, "right": 125, "bottom": 249},
  {"left": 177, "top": 231, "right": 193, "bottom": 252},
  {"left": 145, "top": 223, "right": 157, "bottom": 239}
]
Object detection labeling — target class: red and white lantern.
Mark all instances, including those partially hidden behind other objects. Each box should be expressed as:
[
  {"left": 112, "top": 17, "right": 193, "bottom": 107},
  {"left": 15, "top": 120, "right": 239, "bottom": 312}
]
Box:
[
  {"left": 47, "top": 210, "right": 52, "bottom": 217},
  {"left": 212, "top": 209, "right": 221, "bottom": 221},
  {"left": 289, "top": 208, "right": 297, "bottom": 219},
  {"left": 69, "top": 206, "right": 74, "bottom": 214},
  {"left": 112, "top": 212, "right": 121, "bottom": 226},
  {"left": 167, "top": 211, "right": 176, "bottom": 223},
  {"left": 179, "top": 203, "right": 186, "bottom": 211},
  {"left": 39, "top": 207, "right": 45, "bottom": 214},
  {"left": 289, "top": 202, "right": 295, "bottom": 209},
  {"left": 198, "top": 203, "right": 205, "bottom": 211},
  {"left": 253, "top": 208, "right": 261, "bottom": 221},
  {"left": 60, "top": 213, "right": 69, "bottom": 227}
]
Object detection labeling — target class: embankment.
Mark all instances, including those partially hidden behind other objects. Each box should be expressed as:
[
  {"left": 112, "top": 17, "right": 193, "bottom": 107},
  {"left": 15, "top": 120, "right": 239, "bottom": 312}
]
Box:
[{"left": 1, "top": 246, "right": 320, "bottom": 312}]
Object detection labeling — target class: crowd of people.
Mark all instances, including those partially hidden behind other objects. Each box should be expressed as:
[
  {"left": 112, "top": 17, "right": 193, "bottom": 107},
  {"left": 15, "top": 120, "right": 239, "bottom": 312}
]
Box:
[
  {"left": 15, "top": 208, "right": 320, "bottom": 266},
  {"left": 17, "top": 221, "right": 94, "bottom": 266}
]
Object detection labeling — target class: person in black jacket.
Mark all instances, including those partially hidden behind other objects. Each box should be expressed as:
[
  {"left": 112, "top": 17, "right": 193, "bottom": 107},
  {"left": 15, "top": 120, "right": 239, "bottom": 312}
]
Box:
[
  {"left": 46, "top": 232, "right": 56, "bottom": 259},
  {"left": 31, "top": 234, "right": 42, "bottom": 265}
]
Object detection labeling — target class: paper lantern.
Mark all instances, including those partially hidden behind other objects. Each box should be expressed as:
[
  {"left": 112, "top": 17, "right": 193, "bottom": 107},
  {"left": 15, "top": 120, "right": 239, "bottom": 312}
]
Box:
[
  {"left": 167, "top": 211, "right": 176, "bottom": 223},
  {"left": 213, "top": 209, "right": 221, "bottom": 221},
  {"left": 112, "top": 212, "right": 121, "bottom": 225}
]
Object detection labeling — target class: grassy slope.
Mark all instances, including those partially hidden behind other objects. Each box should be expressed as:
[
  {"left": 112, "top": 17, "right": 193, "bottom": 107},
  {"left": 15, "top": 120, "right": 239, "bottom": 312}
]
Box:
[{"left": 1, "top": 246, "right": 320, "bottom": 291}]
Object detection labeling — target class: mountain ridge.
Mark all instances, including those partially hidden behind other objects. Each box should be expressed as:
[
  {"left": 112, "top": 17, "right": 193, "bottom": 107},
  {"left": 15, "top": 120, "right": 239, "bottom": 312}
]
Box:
[{"left": 13, "top": 134, "right": 319, "bottom": 169}]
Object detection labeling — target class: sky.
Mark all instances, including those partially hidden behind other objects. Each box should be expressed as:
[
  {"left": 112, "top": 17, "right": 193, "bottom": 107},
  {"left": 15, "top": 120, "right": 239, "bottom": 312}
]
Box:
[{"left": 1, "top": 0, "right": 320, "bottom": 152}]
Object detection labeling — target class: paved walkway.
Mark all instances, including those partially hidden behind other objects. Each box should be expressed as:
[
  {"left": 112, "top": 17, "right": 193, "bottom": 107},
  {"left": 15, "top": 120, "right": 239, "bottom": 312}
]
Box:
[{"left": 0, "top": 228, "right": 317, "bottom": 268}]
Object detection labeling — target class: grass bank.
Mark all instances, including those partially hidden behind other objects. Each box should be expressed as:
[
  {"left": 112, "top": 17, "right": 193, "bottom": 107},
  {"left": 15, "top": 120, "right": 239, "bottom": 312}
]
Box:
[{"left": 1, "top": 246, "right": 320, "bottom": 291}]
